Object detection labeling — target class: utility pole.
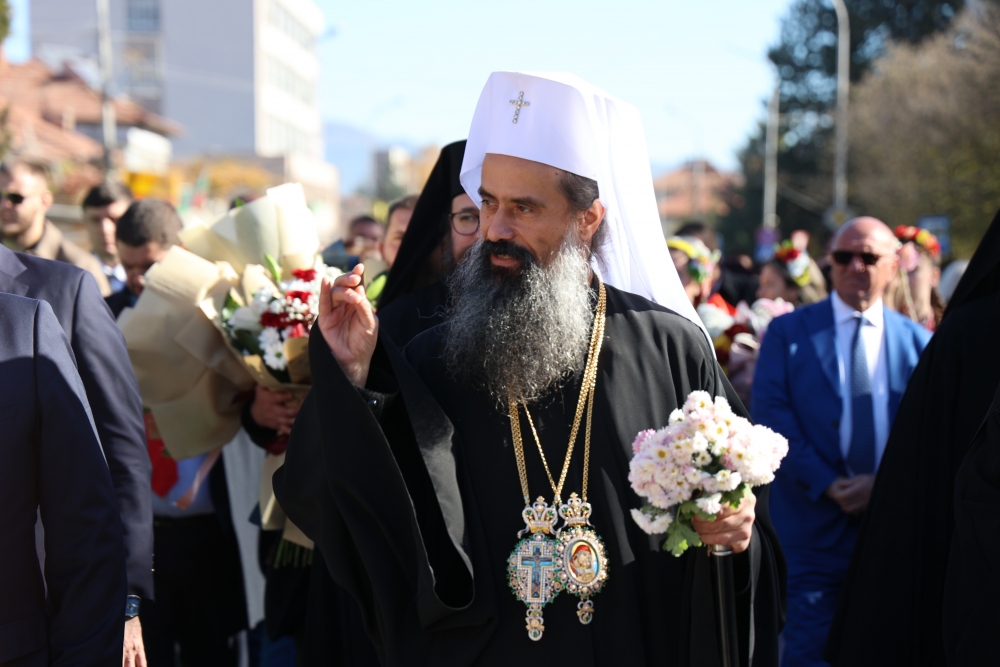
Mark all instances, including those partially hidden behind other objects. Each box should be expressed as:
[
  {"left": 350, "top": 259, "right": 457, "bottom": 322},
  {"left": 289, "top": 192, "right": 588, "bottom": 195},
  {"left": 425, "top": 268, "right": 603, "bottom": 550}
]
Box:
[
  {"left": 692, "top": 158, "right": 705, "bottom": 221},
  {"left": 763, "top": 74, "right": 780, "bottom": 229},
  {"left": 96, "top": 0, "right": 116, "bottom": 174},
  {"left": 832, "top": 0, "right": 850, "bottom": 215}
]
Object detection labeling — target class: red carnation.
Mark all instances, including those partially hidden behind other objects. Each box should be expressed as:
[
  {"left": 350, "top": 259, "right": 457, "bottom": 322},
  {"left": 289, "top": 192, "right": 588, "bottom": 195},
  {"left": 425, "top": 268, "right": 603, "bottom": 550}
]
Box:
[
  {"left": 285, "top": 290, "right": 313, "bottom": 304},
  {"left": 292, "top": 268, "right": 317, "bottom": 282},
  {"left": 261, "top": 311, "right": 290, "bottom": 329}
]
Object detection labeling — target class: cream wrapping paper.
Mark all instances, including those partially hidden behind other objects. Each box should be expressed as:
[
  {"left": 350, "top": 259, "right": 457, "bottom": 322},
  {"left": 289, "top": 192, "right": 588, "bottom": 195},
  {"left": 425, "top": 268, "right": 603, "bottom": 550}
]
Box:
[
  {"left": 119, "top": 246, "right": 255, "bottom": 460},
  {"left": 179, "top": 182, "right": 320, "bottom": 279}
]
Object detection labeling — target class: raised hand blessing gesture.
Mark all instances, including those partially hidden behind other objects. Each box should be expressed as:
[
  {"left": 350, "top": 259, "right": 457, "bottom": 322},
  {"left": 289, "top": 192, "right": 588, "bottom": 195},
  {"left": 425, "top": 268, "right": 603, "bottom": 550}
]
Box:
[{"left": 318, "top": 264, "right": 378, "bottom": 387}]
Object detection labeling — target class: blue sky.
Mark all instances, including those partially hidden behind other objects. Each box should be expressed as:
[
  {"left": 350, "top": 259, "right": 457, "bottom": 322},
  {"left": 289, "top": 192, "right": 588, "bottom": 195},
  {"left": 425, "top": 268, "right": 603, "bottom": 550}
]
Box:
[{"left": 5, "top": 0, "right": 793, "bottom": 189}]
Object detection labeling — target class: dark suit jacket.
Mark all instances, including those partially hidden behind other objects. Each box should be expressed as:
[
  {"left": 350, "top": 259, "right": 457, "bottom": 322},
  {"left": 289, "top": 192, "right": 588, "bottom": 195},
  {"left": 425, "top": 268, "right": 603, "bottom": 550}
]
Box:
[
  {"left": 0, "top": 293, "right": 126, "bottom": 666},
  {"left": 0, "top": 245, "right": 152, "bottom": 599}
]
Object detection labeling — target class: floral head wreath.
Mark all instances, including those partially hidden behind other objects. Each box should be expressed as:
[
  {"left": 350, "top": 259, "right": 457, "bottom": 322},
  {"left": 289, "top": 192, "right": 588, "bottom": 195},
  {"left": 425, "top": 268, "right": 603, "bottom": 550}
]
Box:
[
  {"left": 894, "top": 225, "right": 941, "bottom": 258},
  {"left": 667, "top": 236, "right": 719, "bottom": 283},
  {"left": 772, "top": 240, "right": 812, "bottom": 287}
]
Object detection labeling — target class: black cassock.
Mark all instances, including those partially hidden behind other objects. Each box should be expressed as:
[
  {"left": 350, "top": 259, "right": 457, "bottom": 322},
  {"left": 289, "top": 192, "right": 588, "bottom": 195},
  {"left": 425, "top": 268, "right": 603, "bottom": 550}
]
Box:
[
  {"left": 275, "top": 284, "right": 785, "bottom": 666},
  {"left": 943, "top": 379, "right": 1000, "bottom": 665}
]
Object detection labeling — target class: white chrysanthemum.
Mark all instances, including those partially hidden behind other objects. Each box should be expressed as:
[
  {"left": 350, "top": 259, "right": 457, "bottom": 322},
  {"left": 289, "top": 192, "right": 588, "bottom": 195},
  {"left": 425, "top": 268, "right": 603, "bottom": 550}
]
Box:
[
  {"left": 259, "top": 327, "right": 282, "bottom": 348},
  {"left": 694, "top": 450, "right": 712, "bottom": 466},
  {"left": 262, "top": 342, "right": 287, "bottom": 371},
  {"left": 708, "top": 420, "right": 730, "bottom": 443},
  {"left": 669, "top": 408, "right": 685, "bottom": 423},
  {"left": 631, "top": 508, "right": 673, "bottom": 534},
  {"left": 713, "top": 395, "right": 733, "bottom": 416},
  {"left": 683, "top": 390, "right": 713, "bottom": 415},
  {"left": 713, "top": 469, "right": 742, "bottom": 492},
  {"left": 696, "top": 493, "right": 723, "bottom": 516}
]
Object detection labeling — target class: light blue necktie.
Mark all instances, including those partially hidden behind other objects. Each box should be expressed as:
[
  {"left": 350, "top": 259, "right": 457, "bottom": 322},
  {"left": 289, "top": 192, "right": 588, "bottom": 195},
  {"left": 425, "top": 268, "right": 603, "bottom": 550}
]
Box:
[{"left": 847, "top": 315, "right": 876, "bottom": 474}]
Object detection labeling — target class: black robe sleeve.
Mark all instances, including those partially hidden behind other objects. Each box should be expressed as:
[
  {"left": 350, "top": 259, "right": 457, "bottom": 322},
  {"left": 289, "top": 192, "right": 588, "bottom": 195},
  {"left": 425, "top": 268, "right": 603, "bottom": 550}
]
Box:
[
  {"left": 274, "top": 326, "right": 494, "bottom": 666},
  {"left": 942, "top": 381, "right": 1000, "bottom": 665}
]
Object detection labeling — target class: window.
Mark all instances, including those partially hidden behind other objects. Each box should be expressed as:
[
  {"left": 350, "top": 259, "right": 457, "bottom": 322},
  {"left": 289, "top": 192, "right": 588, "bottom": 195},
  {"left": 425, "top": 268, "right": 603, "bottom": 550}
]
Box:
[
  {"left": 264, "top": 115, "right": 318, "bottom": 156},
  {"left": 127, "top": 0, "right": 160, "bottom": 32},
  {"left": 268, "top": 1, "right": 314, "bottom": 51},
  {"left": 122, "top": 37, "right": 161, "bottom": 101},
  {"left": 265, "top": 56, "right": 315, "bottom": 105}
]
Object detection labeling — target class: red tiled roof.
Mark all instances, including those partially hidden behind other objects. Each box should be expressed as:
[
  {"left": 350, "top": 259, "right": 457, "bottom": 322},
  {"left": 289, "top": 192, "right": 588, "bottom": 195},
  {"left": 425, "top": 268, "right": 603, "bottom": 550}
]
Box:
[
  {"left": 653, "top": 160, "right": 744, "bottom": 220},
  {"left": 0, "top": 57, "right": 181, "bottom": 165}
]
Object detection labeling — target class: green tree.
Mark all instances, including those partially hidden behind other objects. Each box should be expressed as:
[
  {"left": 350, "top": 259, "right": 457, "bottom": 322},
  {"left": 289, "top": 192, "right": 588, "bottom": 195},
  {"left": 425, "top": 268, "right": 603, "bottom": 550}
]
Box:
[
  {"left": 0, "top": 0, "right": 12, "bottom": 162},
  {"left": 0, "top": 0, "right": 10, "bottom": 45},
  {"left": 849, "top": 5, "right": 1000, "bottom": 257},
  {"left": 718, "top": 0, "right": 964, "bottom": 255}
]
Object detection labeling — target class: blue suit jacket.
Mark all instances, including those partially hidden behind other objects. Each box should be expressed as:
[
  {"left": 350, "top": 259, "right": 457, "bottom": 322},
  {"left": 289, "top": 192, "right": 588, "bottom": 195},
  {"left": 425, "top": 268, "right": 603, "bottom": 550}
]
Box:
[
  {"left": 0, "top": 245, "right": 152, "bottom": 599},
  {"left": 751, "top": 298, "right": 930, "bottom": 576},
  {"left": 0, "top": 293, "right": 126, "bottom": 666}
]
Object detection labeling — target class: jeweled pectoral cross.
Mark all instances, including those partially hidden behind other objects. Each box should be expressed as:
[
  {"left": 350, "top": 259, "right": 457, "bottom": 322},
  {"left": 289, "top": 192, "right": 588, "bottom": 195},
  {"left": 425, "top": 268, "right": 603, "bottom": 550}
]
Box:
[
  {"left": 509, "top": 91, "right": 530, "bottom": 124},
  {"left": 521, "top": 544, "right": 555, "bottom": 600}
]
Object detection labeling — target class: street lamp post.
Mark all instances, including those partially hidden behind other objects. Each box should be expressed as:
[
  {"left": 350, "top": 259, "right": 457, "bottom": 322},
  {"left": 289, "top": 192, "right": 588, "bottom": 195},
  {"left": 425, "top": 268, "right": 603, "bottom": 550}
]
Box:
[
  {"left": 96, "top": 0, "right": 117, "bottom": 174},
  {"left": 832, "top": 0, "right": 850, "bottom": 215},
  {"left": 763, "top": 73, "right": 780, "bottom": 229}
]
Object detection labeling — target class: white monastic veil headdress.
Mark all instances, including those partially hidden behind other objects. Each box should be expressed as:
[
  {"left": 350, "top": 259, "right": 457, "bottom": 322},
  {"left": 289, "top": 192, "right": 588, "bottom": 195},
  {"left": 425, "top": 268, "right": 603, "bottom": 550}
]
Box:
[{"left": 459, "top": 71, "right": 710, "bottom": 342}]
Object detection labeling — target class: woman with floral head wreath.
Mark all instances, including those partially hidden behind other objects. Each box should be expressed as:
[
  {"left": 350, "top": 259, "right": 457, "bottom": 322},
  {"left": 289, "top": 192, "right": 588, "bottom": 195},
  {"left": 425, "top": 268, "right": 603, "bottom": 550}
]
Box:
[
  {"left": 757, "top": 241, "right": 828, "bottom": 308},
  {"left": 888, "top": 225, "right": 944, "bottom": 331}
]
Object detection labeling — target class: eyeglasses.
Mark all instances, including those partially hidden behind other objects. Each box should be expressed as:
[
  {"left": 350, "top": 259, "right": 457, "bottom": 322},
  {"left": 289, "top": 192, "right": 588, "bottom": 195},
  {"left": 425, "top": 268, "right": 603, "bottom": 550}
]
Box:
[
  {"left": 0, "top": 191, "right": 26, "bottom": 206},
  {"left": 831, "top": 250, "right": 884, "bottom": 267},
  {"left": 450, "top": 210, "right": 480, "bottom": 236}
]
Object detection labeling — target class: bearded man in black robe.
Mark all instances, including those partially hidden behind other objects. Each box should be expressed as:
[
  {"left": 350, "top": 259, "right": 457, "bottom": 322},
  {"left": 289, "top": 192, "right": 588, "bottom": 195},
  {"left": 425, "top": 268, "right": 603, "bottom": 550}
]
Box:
[{"left": 275, "top": 71, "right": 784, "bottom": 666}]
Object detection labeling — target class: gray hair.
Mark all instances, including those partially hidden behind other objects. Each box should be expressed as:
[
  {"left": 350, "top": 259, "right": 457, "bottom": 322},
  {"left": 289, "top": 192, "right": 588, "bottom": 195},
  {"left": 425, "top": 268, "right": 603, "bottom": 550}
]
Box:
[{"left": 559, "top": 171, "right": 608, "bottom": 267}]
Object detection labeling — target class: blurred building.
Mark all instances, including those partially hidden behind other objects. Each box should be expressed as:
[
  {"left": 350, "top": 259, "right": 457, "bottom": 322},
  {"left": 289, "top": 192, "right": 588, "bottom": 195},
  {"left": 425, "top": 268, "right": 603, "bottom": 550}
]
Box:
[
  {"left": 0, "top": 56, "right": 183, "bottom": 244},
  {"left": 373, "top": 144, "right": 440, "bottom": 201},
  {"left": 31, "top": 0, "right": 340, "bottom": 238},
  {"left": 654, "top": 159, "right": 743, "bottom": 233},
  {"left": 0, "top": 58, "right": 180, "bottom": 164}
]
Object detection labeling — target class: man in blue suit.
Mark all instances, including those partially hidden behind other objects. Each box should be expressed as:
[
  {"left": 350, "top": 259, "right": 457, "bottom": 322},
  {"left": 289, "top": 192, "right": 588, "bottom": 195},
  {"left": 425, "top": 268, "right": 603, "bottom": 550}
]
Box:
[
  {"left": 0, "top": 292, "right": 126, "bottom": 665},
  {"left": 753, "top": 217, "right": 931, "bottom": 667}
]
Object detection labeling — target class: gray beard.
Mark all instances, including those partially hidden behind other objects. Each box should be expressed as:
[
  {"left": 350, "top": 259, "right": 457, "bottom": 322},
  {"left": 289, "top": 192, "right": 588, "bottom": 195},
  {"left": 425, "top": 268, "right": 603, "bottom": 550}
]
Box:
[{"left": 443, "top": 235, "right": 595, "bottom": 404}]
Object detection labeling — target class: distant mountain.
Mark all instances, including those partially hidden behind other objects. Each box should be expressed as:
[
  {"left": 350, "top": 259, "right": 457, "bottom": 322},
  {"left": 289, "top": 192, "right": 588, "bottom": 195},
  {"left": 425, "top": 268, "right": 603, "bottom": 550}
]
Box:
[{"left": 323, "top": 121, "right": 377, "bottom": 195}]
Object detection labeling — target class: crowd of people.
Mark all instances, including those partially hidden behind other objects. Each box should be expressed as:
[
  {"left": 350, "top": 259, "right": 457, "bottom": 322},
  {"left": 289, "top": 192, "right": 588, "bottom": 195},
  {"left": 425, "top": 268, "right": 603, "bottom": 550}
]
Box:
[{"left": 0, "top": 69, "right": 996, "bottom": 667}]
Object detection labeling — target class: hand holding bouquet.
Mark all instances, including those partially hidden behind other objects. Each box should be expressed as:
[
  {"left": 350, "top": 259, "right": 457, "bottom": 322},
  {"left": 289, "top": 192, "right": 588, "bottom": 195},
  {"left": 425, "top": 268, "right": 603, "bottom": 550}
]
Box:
[{"left": 629, "top": 391, "right": 788, "bottom": 556}]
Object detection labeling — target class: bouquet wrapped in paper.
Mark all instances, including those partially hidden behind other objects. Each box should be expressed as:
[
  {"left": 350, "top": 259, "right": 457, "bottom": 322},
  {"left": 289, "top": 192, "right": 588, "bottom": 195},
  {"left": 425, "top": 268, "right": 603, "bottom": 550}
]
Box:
[
  {"left": 122, "top": 183, "right": 333, "bottom": 551},
  {"left": 118, "top": 246, "right": 256, "bottom": 460},
  {"left": 629, "top": 391, "right": 788, "bottom": 556},
  {"left": 207, "top": 260, "right": 339, "bottom": 552}
]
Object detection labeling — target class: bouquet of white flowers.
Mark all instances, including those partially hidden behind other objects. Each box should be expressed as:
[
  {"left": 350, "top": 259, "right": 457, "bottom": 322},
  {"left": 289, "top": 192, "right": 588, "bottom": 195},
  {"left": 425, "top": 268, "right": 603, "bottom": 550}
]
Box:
[{"left": 629, "top": 390, "right": 788, "bottom": 556}]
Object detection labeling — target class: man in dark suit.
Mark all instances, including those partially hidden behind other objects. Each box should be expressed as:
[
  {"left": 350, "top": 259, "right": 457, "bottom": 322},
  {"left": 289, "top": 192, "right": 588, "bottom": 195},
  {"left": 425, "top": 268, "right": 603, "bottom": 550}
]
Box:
[
  {"left": 752, "top": 217, "right": 931, "bottom": 667},
  {"left": 0, "top": 243, "right": 152, "bottom": 664},
  {"left": 0, "top": 292, "right": 126, "bottom": 666}
]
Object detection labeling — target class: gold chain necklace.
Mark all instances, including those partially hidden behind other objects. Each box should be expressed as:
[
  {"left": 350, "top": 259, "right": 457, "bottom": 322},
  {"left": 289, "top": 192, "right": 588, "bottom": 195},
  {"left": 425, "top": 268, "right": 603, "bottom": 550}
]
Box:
[{"left": 506, "top": 281, "right": 610, "bottom": 640}]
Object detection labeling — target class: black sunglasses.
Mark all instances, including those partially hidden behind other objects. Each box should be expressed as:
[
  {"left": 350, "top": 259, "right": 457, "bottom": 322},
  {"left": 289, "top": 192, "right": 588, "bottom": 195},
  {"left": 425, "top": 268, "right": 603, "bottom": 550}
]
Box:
[
  {"left": 0, "top": 191, "right": 26, "bottom": 206},
  {"left": 831, "top": 250, "right": 883, "bottom": 266}
]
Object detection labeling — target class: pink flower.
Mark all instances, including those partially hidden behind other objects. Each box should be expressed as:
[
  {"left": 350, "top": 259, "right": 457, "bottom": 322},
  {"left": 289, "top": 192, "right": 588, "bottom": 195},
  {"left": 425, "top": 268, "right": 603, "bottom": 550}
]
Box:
[{"left": 632, "top": 429, "right": 656, "bottom": 454}]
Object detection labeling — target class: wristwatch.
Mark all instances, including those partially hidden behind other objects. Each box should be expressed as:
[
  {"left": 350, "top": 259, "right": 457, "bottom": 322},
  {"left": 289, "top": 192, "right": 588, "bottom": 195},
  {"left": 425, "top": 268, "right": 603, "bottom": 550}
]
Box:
[{"left": 125, "top": 595, "right": 141, "bottom": 619}]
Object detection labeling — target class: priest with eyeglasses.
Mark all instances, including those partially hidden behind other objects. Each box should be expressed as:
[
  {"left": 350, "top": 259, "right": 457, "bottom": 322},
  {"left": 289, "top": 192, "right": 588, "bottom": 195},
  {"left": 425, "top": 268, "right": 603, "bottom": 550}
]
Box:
[{"left": 275, "top": 72, "right": 785, "bottom": 666}]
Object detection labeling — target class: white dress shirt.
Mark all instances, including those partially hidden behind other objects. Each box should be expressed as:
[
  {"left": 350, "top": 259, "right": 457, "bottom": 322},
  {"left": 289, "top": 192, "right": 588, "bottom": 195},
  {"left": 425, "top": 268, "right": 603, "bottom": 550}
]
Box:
[{"left": 831, "top": 292, "right": 890, "bottom": 474}]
